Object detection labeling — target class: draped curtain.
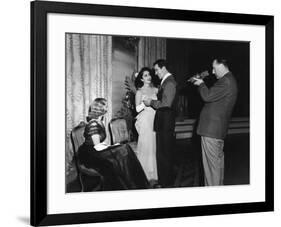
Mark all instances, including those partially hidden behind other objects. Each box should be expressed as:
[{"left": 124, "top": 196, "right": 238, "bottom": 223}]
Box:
[
  {"left": 66, "top": 34, "right": 112, "bottom": 180},
  {"left": 137, "top": 37, "right": 166, "bottom": 70}
]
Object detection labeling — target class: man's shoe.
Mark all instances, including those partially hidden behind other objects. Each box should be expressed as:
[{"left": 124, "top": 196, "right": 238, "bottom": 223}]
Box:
[{"left": 153, "top": 183, "right": 162, "bottom": 188}]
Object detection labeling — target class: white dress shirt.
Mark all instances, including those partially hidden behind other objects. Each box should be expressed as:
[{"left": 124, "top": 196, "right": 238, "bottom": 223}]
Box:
[{"left": 161, "top": 72, "right": 172, "bottom": 86}]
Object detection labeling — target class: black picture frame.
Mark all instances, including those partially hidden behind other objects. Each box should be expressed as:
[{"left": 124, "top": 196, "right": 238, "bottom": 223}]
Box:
[{"left": 31, "top": 0, "right": 274, "bottom": 226}]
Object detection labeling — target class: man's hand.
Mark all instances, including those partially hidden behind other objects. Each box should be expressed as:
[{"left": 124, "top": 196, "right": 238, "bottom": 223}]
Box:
[{"left": 192, "top": 78, "right": 204, "bottom": 86}]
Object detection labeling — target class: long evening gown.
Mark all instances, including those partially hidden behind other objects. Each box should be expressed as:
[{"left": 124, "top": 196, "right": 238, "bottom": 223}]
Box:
[{"left": 135, "top": 91, "right": 158, "bottom": 181}]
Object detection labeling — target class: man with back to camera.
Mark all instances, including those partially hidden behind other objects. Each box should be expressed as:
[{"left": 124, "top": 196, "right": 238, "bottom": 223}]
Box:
[
  {"left": 191, "top": 58, "right": 238, "bottom": 186},
  {"left": 143, "top": 59, "right": 177, "bottom": 188}
]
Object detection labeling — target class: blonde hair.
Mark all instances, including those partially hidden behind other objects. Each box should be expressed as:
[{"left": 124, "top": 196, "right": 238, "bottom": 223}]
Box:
[{"left": 87, "top": 98, "right": 108, "bottom": 121}]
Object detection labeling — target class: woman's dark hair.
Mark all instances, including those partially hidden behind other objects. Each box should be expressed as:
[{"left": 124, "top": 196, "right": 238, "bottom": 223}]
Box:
[{"left": 134, "top": 67, "right": 153, "bottom": 89}]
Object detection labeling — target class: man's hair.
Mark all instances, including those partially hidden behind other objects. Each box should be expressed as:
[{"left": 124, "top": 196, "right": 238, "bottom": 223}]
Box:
[
  {"left": 214, "top": 58, "right": 229, "bottom": 68},
  {"left": 153, "top": 59, "right": 169, "bottom": 70}
]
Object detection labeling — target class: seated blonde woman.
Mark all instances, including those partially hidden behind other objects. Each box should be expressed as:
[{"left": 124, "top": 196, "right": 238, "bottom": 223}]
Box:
[
  {"left": 77, "top": 98, "right": 149, "bottom": 191},
  {"left": 83, "top": 98, "right": 107, "bottom": 149}
]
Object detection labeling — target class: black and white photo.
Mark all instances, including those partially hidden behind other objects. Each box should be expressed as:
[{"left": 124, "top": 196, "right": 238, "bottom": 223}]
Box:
[{"left": 65, "top": 34, "right": 250, "bottom": 192}]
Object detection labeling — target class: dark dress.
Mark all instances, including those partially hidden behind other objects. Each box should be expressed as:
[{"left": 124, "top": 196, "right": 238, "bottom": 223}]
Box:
[{"left": 77, "top": 121, "right": 149, "bottom": 191}]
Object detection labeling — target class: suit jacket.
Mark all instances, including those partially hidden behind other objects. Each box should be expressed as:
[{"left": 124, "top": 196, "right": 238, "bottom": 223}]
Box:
[
  {"left": 151, "top": 75, "right": 177, "bottom": 132},
  {"left": 197, "top": 72, "right": 238, "bottom": 139}
]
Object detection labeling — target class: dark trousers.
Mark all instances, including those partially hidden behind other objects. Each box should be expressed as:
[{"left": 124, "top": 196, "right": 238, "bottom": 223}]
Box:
[{"left": 156, "top": 131, "right": 175, "bottom": 187}]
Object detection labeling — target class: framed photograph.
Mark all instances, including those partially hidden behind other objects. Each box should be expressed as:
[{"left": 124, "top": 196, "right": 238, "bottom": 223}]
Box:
[{"left": 31, "top": 0, "right": 274, "bottom": 226}]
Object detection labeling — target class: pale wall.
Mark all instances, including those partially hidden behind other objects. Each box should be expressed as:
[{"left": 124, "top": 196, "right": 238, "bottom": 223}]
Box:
[{"left": 112, "top": 41, "right": 137, "bottom": 117}]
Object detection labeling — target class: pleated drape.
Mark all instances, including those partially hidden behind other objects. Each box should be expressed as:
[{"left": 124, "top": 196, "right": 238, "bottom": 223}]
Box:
[
  {"left": 137, "top": 37, "right": 166, "bottom": 70},
  {"left": 66, "top": 34, "right": 112, "bottom": 180}
]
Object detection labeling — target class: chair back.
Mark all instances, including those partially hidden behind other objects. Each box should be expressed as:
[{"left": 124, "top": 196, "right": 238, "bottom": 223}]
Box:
[
  {"left": 70, "top": 121, "right": 86, "bottom": 191},
  {"left": 70, "top": 121, "right": 104, "bottom": 191},
  {"left": 70, "top": 121, "right": 86, "bottom": 154},
  {"left": 109, "top": 118, "right": 130, "bottom": 144}
]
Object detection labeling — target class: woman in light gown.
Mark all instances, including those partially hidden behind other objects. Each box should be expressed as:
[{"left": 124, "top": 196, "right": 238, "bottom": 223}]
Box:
[{"left": 134, "top": 67, "right": 158, "bottom": 184}]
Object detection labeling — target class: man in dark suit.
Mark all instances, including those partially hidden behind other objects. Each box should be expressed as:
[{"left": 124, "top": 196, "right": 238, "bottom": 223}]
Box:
[
  {"left": 143, "top": 59, "right": 177, "bottom": 187},
  {"left": 192, "top": 58, "right": 238, "bottom": 186}
]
